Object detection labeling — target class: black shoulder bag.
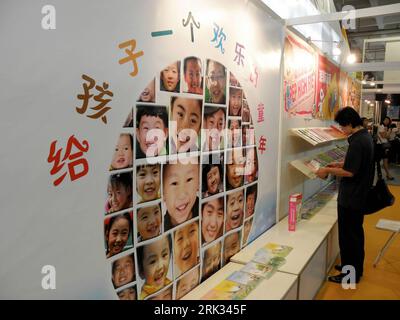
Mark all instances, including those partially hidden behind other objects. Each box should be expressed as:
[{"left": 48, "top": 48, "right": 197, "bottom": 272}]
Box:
[{"left": 364, "top": 161, "right": 395, "bottom": 215}]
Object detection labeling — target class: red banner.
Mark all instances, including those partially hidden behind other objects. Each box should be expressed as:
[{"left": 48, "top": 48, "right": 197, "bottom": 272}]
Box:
[
  {"left": 283, "top": 33, "right": 317, "bottom": 117},
  {"left": 315, "top": 54, "right": 340, "bottom": 120}
]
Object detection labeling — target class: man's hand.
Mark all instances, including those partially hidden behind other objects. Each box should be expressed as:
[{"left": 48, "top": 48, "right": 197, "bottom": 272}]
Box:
[
  {"left": 327, "top": 161, "right": 344, "bottom": 168},
  {"left": 316, "top": 167, "right": 329, "bottom": 179}
]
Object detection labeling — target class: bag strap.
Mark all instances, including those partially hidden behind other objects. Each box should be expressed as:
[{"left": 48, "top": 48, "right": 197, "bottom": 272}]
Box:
[{"left": 376, "top": 160, "right": 383, "bottom": 179}]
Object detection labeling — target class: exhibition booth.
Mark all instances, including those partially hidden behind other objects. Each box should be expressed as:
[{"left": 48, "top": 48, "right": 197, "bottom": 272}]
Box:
[{"left": 1, "top": 0, "right": 386, "bottom": 300}]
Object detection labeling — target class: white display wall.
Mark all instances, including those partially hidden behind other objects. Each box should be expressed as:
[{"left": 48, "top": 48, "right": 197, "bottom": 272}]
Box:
[{"left": 0, "top": 0, "right": 283, "bottom": 299}]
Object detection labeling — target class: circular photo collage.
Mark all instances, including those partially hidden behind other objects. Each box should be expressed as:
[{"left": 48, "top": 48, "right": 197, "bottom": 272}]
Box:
[{"left": 104, "top": 57, "right": 259, "bottom": 300}]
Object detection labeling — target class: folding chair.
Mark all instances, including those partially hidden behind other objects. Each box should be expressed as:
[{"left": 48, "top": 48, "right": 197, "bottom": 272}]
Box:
[{"left": 373, "top": 219, "right": 400, "bottom": 267}]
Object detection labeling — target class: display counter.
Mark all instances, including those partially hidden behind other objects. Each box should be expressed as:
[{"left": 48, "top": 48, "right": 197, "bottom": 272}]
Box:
[
  {"left": 229, "top": 199, "right": 339, "bottom": 300},
  {"left": 181, "top": 262, "right": 298, "bottom": 300}
]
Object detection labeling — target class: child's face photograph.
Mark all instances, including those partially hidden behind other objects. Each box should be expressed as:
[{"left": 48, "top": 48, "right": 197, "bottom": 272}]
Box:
[
  {"left": 138, "top": 78, "right": 155, "bottom": 102},
  {"left": 163, "top": 163, "right": 199, "bottom": 226},
  {"left": 142, "top": 237, "right": 171, "bottom": 290},
  {"left": 243, "top": 218, "right": 253, "bottom": 245},
  {"left": 184, "top": 58, "right": 203, "bottom": 95},
  {"left": 106, "top": 215, "right": 131, "bottom": 257},
  {"left": 204, "top": 108, "right": 225, "bottom": 151},
  {"left": 226, "top": 190, "right": 244, "bottom": 232},
  {"left": 245, "top": 148, "right": 258, "bottom": 183},
  {"left": 206, "top": 61, "right": 226, "bottom": 104},
  {"left": 161, "top": 62, "right": 179, "bottom": 92},
  {"left": 137, "top": 205, "right": 161, "bottom": 241},
  {"left": 201, "top": 198, "right": 224, "bottom": 244},
  {"left": 107, "top": 182, "right": 132, "bottom": 213},
  {"left": 117, "top": 286, "right": 136, "bottom": 300},
  {"left": 242, "top": 100, "right": 250, "bottom": 123},
  {"left": 124, "top": 109, "right": 133, "bottom": 127},
  {"left": 206, "top": 166, "right": 221, "bottom": 195},
  {"left": 136, "top": 114, "right": 168, "bottom": 158},
  {"left": 111, "top": 134, "right": 133, "bottom": 170},
  {"left": 171, "top": 97, "right": 202, "bottom": 152},
  {"left": 147, "top": 286, "right": 172, "bottom": 300},
  {"left": 136, "top": 165, "right": 161, "bottom": 203},
  {"left": 246, "top": 192, "right": 256, "bottom": 218},
  {"left": 243, "top": 125, "right": 255, "bottom": 146},
  {"left": 176, "top": 267, "right": 199, "bottom": 299},
  {"left": 202, "top": 242, "right": 221, "bottom": 279},
  {"left": 174, "top": 221, "right": 199, "bottom": 276},
  {"left": 229, "top": 72, "right": 240, "bottom": 87},
  {"left": 223, "top": 232, "right": 240, "bottom": 265},
  {"left": 226, "top": 149, "right": 245, "bottom": 189},
  {"left": 229, "top": 120, "right": 241, "bottom": 147},
  {"left": 112, "top": 255, "right": 135, "bottom": 288},
  {"left": 229, "top": 88, "right": 242, "bottom": 116}
]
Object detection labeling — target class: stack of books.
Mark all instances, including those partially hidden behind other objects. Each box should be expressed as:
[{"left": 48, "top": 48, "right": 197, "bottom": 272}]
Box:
[
  {"left": 201, "top": 243, "right": 293, "bottom": 300},
  {"left": 291, "top": 126, "right": 347, "bottom": 146}
]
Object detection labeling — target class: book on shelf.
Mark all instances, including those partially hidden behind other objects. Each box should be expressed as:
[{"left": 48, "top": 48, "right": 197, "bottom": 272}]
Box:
[{"left": 292, "top": 126, "right": 347, "bottom": 145}]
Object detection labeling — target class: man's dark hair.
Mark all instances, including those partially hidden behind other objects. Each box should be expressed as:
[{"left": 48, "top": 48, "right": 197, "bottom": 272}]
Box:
[{"left": 334, "top": 107, "right": 362, "bottom": 128}]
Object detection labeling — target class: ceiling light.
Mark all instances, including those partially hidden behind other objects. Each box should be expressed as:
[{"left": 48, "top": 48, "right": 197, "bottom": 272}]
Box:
[
  {"left": 370, "top": 82, "right": 376, "bottom": 86},
  {"left": 370, "top": 103, "right": 374, "bottom": 107},
  {"left": 361, "top": 80, "right": 367, "bottom": 85},
  {"left": 347, "top": 54, "right": 356, "bottom": 64},
  {"left": 333, "top": 46, "right": 342, "bottom": 56},
  {"left": 365, "top": 99, "right": 370, "bottom": 103},
  {"left": 385, "top": 99, "right": 391, "bottom": 104}
]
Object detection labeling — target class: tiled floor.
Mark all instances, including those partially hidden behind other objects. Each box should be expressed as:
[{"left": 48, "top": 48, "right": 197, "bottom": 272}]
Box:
[{"left": 316, "top": 185, "right": 400, "bottom": 300}]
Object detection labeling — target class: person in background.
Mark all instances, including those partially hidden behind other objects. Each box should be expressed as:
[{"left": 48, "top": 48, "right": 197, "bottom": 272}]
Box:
[
  {"left": 388, "top": 122, "right": 400, "bottom": 164},
  {"left": 316, "top": 107, "right": 374, "bottom": 284},
  {"left": 377, "top": 116, "right": 394, "bottom": 180},
  {"left": 361, "top": 117, "right": 368, "bottom": 129}
]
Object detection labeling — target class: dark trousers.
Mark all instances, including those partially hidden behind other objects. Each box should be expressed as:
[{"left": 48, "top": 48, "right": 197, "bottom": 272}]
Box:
[{"left": 337, "top": 205, "right": 365, "bottom": 279}]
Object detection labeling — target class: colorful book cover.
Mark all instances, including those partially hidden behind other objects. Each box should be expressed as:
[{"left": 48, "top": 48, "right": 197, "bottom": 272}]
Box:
[
  {"left": 201, "top": 289, "right": 233, "bottom": 300},
  {"left": 241, "top": 261, "right": 276, "bottom": 278},
  {"left": 263, "top": 243, "right": 293, "bottom": 258},
  {"left": 227, "top": 271, "right": 262, "bottom": 286},
  {"left": 252, "top": 247, "right": 272, "bottom": 265},
  {"left": 267, "top": 256, "right": 287, "bottom": 269},
  {"left": 305, "top": 159, "right": 322, "bottom": 172},
  {"left": 297, "top": 129, "right": 321, "bottom": 143}
]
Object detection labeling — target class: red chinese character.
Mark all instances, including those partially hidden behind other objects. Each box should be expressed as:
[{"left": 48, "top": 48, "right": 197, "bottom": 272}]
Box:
[
  {"left": 258, "top": 136, "right": 267, "bottom": 154},
  {"left": 257, "top": 103, "right": 265, "bottom": 123},
  {"left": 118, "top": 39, "right": 144, "bottom": 77},
  {"left": 47, "top": 135, "right": 90, "bottom": 186},
  {"left": 76, "top": 74, "right": 113, "bottom": 124}
]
